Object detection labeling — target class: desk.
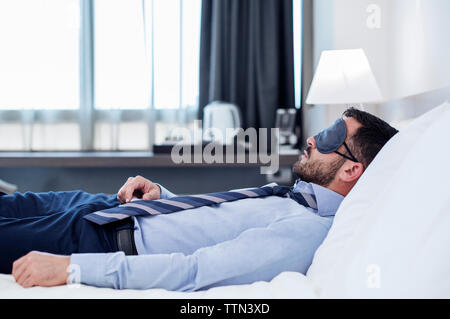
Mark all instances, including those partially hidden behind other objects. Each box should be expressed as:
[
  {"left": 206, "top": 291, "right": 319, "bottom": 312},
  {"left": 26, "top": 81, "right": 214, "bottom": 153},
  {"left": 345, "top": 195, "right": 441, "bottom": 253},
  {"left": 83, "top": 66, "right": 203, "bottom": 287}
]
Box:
[
  {"left": 0, "top": 151, "right": 299, "bottom": 168},
  {"left": 0, "top": 151, "right": 300, "bottom": 193}
]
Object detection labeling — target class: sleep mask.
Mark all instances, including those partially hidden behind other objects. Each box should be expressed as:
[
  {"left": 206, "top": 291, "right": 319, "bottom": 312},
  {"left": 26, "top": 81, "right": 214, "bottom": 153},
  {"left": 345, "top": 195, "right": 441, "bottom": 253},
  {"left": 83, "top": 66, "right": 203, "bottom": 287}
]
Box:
[{"left": 313, "top": 118, "right": 359, "bottom": 162}]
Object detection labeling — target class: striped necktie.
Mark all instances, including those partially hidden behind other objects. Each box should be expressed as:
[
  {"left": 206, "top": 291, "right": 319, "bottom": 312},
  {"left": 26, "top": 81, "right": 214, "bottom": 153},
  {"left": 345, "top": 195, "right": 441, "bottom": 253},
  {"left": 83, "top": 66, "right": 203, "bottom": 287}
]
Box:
[{"left": 84, "top": 184, "right": 318, "bottom": 225}]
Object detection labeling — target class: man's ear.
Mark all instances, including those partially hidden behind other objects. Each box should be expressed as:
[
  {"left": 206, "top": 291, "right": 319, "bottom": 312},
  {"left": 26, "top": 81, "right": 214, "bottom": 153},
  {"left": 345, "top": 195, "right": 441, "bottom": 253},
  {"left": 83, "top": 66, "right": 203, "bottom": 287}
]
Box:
[{"left": 339, "top": 161, "right": 364, "bottom": 183}]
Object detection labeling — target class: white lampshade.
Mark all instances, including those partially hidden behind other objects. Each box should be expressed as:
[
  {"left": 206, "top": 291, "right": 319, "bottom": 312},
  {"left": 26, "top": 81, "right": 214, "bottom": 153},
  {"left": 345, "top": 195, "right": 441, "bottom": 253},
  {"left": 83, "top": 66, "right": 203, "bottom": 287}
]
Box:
[{"left": 306, "top": 49, "right": 383, "bottom": 105}]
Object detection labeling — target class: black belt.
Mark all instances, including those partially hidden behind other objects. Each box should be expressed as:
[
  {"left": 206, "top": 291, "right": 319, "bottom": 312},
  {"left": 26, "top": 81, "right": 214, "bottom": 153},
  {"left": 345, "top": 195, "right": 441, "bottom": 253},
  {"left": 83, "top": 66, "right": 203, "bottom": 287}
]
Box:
[{"left": 115, "top": 218, "right": 138, "bottom": 256}]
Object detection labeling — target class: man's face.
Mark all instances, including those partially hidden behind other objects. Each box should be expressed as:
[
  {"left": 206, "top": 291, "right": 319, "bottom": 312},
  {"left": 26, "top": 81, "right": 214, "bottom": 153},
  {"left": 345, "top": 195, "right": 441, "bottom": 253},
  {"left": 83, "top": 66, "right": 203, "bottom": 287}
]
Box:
[{"left": 293, "top": 117, "right": 362, "bottom": 187}]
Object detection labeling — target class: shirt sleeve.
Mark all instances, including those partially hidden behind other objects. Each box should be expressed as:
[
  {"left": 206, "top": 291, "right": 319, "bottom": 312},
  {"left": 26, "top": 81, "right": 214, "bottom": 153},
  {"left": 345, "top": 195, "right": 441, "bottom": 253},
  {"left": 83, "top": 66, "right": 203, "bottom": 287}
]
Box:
[
  {"left": 155, "top": 183, "right": 177, "bottom": 199},
  {"left": 69, "top": 215, "right": 331, "bottom": 291}
]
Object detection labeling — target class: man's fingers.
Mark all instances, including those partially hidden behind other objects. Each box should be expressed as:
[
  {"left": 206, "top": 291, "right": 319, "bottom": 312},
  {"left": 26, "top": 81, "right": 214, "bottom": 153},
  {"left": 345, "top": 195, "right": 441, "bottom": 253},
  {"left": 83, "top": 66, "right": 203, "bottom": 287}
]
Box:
[
  {"left": 12, "top": 253, "right": 35, "bottom": 286},
  {"left": 118, "top": 178, "right": 139, "bottom": 203},
  {"left": 12, "top": 255, "right": 28, "bottom": 282},
  {"left": 125, "top": 180, "right": 147, "bottom": 202},
  {"left": 123, "top": 186, "right": 136, "bottom": 203},
  {"left": 124, "top": 178, "right": 153, "bottom": 202},
  {"left": 19, "top": 273, "right": 32, "bottom": 287},
  {"left": 142, "top": 187, "right": 160, "bottom": 200},
  {"left": 12, "top": 256, "right": 24, "bottom": 275},
  {"left": 117, "top": 177, "right": 134, "bottom": 202},
  {"left": 117, "top": 176, "right": 157, "bottom": 203},
  {"left": 14, "top": 264, "right": 31, "bottom": 287},
  {"left": 21, "top": 274, "right": 34, "bottom": 288}
]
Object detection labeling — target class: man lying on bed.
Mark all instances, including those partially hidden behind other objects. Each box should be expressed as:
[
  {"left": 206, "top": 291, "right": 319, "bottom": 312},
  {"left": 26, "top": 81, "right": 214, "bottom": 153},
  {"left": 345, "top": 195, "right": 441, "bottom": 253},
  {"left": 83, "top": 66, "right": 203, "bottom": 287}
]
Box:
[{"left": 0, "top": 108, "right": 398, "bottom": 291}]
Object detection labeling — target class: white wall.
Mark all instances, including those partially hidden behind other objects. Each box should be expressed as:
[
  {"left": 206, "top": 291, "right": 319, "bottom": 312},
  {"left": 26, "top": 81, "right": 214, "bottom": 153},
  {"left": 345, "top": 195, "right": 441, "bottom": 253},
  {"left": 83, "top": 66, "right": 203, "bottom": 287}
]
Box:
[
  {"left": 301, "top": 0, "right": 334, "bottom": 141},
  {"left": 304, "top": 0, "right": 450, "bottom": 138},
  {"left": 389, "top": 0, "right": 450, "bottom": 99}
]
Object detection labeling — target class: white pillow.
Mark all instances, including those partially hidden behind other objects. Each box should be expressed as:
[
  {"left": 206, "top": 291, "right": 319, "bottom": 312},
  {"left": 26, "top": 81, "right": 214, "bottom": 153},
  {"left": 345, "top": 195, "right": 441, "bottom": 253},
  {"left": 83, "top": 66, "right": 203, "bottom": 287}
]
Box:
[{"left": 307, "top": 101, "right": 450, "bottom": 298}]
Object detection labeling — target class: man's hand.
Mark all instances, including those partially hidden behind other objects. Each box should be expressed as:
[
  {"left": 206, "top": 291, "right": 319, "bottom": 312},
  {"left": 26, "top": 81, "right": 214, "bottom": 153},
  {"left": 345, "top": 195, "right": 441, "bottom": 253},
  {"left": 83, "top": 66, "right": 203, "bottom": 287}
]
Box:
[
  {"left": 117, "top": 175, "right": 161, "bottom": 203},
  {"left": 12, "top": 251, "right": 70, "bottom": 288}
]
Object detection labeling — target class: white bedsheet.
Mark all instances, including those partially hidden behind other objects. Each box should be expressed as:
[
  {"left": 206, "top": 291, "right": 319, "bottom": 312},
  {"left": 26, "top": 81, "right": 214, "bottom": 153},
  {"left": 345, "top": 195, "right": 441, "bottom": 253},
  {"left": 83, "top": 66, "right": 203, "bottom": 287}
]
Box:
[{"left": 0, "top": 271, "right": 318, "bottom": 299}]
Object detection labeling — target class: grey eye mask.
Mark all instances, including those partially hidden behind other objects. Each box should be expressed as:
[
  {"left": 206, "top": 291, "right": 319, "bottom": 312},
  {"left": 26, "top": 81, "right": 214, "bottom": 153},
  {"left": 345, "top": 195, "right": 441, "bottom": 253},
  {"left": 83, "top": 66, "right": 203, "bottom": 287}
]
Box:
[{"left": 314, "top": 118, "right": 359, "bottom": 162}]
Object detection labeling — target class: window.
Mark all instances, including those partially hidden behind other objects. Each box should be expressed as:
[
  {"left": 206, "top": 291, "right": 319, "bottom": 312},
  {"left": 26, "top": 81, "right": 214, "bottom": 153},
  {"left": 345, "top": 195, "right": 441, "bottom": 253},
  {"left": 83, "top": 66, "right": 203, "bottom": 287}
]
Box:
[
  {"left": 0, "top": 0, "right": 201, "bottom": 151},
  {"left": 0, "top": 0, "right": 81, "bottom": 150},
  {"left": 0, "top": 0, "right": 80, "bottom": 110},
  {"left": 0, "top": 0, "right": 301, "bottom": 152},
  {"left": 93, "top": 0, "right": 201, "bottom": 110},
  {"left": 94, "top": 0, "right": 149, "bottom": 109}
]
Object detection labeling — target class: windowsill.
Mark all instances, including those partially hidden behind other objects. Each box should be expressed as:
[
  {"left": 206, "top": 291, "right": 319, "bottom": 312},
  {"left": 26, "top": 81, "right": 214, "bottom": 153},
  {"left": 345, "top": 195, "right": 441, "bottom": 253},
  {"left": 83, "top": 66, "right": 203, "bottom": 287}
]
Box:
[{"left": 0, "top": 150, "right": 299, "bottom": 167}]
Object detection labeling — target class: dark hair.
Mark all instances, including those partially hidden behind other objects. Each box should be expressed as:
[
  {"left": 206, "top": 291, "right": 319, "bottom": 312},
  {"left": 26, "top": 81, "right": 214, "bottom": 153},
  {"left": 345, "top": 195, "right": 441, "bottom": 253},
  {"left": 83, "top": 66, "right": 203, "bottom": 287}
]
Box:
[{"left": 343, "top": 107, "right": 398, "bottom": 169}]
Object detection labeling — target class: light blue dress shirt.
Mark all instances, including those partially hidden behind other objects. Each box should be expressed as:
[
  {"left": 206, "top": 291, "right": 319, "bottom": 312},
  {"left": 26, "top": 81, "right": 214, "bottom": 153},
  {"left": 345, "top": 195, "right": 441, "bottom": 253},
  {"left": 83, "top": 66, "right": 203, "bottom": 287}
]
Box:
[{"left": 70, "top": 180, "right": 344, "bottom": 291}]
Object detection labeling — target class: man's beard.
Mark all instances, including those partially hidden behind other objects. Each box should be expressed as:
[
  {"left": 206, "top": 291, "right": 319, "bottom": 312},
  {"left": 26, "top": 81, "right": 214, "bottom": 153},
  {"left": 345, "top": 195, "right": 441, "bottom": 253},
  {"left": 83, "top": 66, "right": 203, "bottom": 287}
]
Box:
[{"left": 293, "top": 148, "right": 345, "bottom": 187}]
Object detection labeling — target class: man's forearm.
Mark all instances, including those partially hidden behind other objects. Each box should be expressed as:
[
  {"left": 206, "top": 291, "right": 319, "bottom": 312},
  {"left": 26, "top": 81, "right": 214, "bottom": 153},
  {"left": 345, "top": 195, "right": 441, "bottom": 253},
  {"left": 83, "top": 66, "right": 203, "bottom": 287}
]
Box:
[{"left": 69, "top": 251, "right": 197, "bottom": 291}]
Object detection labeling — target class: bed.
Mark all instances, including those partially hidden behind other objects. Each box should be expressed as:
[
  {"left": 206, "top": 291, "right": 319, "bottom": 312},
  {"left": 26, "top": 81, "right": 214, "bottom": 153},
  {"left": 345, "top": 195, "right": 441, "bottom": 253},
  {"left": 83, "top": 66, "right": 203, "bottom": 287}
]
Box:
[
  {"left": 1, "top": 101, "right": 450, "bottom": 299},
  {"left": 0, "top": 271, "right": 318, "bottom": 299}
]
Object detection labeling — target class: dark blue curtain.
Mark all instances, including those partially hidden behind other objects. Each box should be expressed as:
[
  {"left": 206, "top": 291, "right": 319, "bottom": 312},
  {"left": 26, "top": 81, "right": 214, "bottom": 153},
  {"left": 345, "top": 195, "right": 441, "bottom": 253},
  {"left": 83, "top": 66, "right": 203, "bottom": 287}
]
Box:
[{"left": 199, "top": 0, "right": 295, "bottom": 130}]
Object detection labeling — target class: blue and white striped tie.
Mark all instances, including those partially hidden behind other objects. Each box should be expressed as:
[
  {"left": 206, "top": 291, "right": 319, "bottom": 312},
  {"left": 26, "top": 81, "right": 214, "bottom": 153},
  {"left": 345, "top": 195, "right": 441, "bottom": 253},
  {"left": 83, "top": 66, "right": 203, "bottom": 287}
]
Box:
[{"left": 83, "top": 184, "right": 317, "bottom": 225}]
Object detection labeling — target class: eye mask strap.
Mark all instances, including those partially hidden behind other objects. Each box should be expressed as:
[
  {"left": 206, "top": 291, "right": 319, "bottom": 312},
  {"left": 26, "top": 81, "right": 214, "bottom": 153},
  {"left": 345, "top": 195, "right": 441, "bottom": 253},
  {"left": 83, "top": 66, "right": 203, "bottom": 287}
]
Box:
[{"left": 335, "top": 141, "right": 359, "bottom": 163}]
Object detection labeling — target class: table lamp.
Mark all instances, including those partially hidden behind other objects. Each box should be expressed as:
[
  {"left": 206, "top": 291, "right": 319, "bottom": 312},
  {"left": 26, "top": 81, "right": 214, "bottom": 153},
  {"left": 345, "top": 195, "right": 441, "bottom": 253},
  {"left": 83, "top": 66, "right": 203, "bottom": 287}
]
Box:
[{"left": 306, "top": 49, "right": 383, "bottom": 109}]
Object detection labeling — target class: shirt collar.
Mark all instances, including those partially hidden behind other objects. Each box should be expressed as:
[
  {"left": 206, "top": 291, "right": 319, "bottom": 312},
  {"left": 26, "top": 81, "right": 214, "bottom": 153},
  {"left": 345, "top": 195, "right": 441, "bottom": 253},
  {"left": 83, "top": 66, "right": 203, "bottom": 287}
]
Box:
[{"left": 292, "top": 179, "right": 344, "bottom": 217}]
